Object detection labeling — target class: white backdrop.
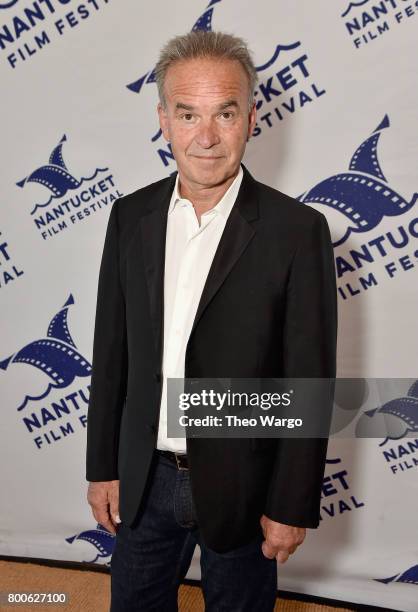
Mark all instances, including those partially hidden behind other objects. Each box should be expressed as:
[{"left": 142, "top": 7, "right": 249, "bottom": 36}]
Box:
[{"left": 1, "top": 1, "right": 417, "bottom": 610}]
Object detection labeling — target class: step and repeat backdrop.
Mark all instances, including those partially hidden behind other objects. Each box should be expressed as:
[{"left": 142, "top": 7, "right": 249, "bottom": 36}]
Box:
[{"left": 1, "top": 0, "right": 417, "bottom": 610}]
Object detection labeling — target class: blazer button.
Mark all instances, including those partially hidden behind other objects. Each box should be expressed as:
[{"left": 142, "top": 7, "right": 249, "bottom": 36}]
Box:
[
  {"left": 154, "top": 373, "right": 162, "bottom": 383},
  {"left": 147, "top": 424, "right": 156, "bottom": 433}
]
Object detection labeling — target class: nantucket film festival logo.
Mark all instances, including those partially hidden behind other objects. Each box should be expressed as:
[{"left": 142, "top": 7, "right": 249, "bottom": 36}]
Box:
[
  {"left": 0, "top": 0, "right": 111, "bottom": 70},
  {"left": 320, "top": 456, "right": 365, "bottom": 521},
  {"left": 340, "top": 0, "right": 418, "bottom": 49},
  {"left": 126, "top": 0, "right": 327, "bottom": 173},
  {"left": 0, "top": 294, "right": 92, "bottom": 450},
  {"left": 356, "top": 380, "right": 418, "bottom": 475},
  {"left": 66, "top": 523, "right": 115, "bottom": 565},
  {"left": 17, "top": 134, "right": 122, "bottom": 240},
  {"left": 298, "top": 115, "right": 418, "bottom": 302},
  {"left": 0, "top": 228, "right": 24, "bottom": 290}
]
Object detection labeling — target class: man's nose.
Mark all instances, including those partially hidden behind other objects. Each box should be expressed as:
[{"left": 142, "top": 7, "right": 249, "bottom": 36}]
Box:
[{"left": 195, "top": 120, "right": 220, "bottom": 148}]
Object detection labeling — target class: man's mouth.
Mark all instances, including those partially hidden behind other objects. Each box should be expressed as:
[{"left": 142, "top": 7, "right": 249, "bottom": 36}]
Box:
[{"left": 192, "top": 155, "right": 223, "bottom": 160}]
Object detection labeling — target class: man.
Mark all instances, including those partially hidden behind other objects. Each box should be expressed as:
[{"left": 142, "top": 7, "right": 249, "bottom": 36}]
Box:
[{"left": 86, "top": 30, "right": 337, "bottom": 611}]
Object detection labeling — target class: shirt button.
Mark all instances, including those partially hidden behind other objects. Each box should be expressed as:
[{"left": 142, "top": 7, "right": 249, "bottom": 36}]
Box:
[{"left": 154, "top": 373, "right": 162, "bottom": 382}]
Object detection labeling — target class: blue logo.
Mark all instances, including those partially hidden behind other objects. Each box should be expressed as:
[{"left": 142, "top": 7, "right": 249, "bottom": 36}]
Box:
[
  {"left": 354, "top": 380, "right": 418, "bottom": 475},
  {"left": 340, "top": 0, "right": 417, "bottom": 49},
  {"left": 356, "top": 380, "right": 418, "bottom": 444},
  {"left": 301, "top": 115, "right": 418, "bottom": 302},
  {"left": 299, "top": 115, "right": 417, "bottom": 248},
  {"left": 66, "top": 523, "right": 115, "bottom": 565},
  {"left": 1, "top": 294, "right": 92, "bottom": 449},
  {"left": 1, "top": 1, "right": 111, "bottom": 70},
  {"left": 16, "top": 134, "right": 122, "bottom": 240},
  {"left": 17, "top": 134, "right": 88, "bottom": 205}
]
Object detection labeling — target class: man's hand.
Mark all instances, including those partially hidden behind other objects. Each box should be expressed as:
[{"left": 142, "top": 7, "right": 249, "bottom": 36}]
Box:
[
  {"left": 260, "top": 514, "right": 306, "bottom": 563},
  {"left": 87, "top": 480, "right": 121, "bottom": 535}
]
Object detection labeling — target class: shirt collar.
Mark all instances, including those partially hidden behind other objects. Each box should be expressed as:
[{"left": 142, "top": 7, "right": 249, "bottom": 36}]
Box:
[{"left": 168, "top": 164, "right": 243, "bottom": 219}]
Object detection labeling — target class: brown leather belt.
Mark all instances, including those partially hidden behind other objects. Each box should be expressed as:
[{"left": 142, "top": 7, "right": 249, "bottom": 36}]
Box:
[{"left": 156, "top": 449, "right": 189, "bottom": 470}]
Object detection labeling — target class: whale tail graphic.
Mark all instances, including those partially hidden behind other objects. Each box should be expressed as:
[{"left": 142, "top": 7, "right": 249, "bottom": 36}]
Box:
[
  {"left": 356, "top": 379, "right": 418, "bottom": 443},
  {"left": 66, "top": 523, "right": 115, "bottom": 564},
  {"left": 16, "top": 134, "right": 80, "bottom": 198},
  {"left": 0, "top": 294, "right": 92, "bottom": 410},
  {"left": 298, "top": 114, "right": 417, "bottom": 247}
]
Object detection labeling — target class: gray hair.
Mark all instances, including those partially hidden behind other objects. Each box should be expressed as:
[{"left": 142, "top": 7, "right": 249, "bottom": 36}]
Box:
[{"left": 155, "top": 30, "right": 258, "bottom": 111}]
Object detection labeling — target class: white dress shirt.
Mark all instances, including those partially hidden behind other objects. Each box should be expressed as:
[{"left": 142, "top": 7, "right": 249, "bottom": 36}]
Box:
[{"left": 156, "top": 165, "right": 244, "bottom": 452}]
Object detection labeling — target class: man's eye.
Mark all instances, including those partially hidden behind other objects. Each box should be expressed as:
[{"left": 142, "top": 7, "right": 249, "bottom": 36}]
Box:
[
  {"left": 182, "top": 113, "right": 194, "bottom": 121},
  {"left": 220, "top": 112, "right": 234, "bottom": 119}
]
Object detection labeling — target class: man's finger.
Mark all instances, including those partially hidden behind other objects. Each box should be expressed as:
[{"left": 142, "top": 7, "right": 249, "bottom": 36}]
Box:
[
  {"left": 111, "top": 513, "right": 121, "bottom": 524},
  {"left": 93, "top": 508, "right": 116, "bottom": 535},
  {"left": 109, "top": 491, "right": 121, "bottom": 524},
  {"left": 276, "top": 550, "right": 289, "bottom": 564},
  {"left": 110, "top": 506, "right": 121, "bottom": 524},
  {"left": 261, "top": 540, "right": 276, "bottom": 559}
]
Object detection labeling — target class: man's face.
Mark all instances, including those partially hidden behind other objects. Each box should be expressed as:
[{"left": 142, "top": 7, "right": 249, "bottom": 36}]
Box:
[{"left": 157, "top": 57, "right": 256, "bottom": 189}]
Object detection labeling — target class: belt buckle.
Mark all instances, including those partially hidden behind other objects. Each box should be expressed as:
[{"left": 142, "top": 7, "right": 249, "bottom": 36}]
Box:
[{"left": 174, "top": 453, "right": 188, "bottom": 471}]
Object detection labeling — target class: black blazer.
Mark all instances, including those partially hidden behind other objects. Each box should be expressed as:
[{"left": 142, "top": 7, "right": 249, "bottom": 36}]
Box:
[{"left": 86, "top": 163, "right": 337, "bottom": 553}]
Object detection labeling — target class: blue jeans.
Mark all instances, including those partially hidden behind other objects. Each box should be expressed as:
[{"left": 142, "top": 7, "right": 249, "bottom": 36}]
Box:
[{"left": 110, "top": 450, "right": 278, "bottom": 611}]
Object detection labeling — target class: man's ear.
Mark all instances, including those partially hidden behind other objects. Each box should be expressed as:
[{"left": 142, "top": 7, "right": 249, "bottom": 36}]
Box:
[{"left": 157, "top": 102, "right": 170, "bottom": 142}]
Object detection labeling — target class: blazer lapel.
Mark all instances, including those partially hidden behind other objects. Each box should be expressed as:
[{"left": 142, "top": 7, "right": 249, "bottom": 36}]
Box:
[{"left": 189, "top": 164, "right": 259, "bottom": 337}]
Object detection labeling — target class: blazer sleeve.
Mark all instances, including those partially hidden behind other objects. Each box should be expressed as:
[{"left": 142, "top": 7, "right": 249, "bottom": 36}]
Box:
[
  {"left": 85, "top": 198, "right": 128, "bottom": 482},
  {"left": 264, "top": 210, "right": 338, "bottom": 528}
]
